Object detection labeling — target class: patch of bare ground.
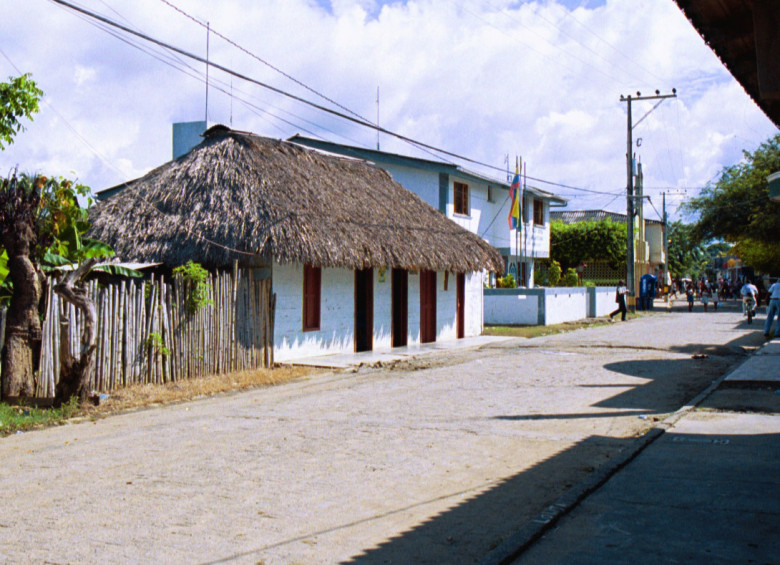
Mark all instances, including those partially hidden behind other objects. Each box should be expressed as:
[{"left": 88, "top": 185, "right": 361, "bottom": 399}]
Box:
[{"left": 77, "top": 365, "right": 317, "bottom": 419}]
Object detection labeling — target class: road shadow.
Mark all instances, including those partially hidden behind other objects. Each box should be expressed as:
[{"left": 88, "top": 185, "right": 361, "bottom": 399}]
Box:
[
  {"left": 595, "top": 331, "right": 766, "bottom": 412},
  {"left": 512, "top": 430, "right": 780, "bottom": 565},
  {"left": 490, "top": 331, "right": 762, "bottom": 423},
  {"left": 339, "top": 435, "right": 631, "bottom": 565}
]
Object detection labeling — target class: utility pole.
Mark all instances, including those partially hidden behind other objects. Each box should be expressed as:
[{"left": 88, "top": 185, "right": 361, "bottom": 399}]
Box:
[
  {"left": 619, "top": 90, "right": 676, "bottom": 310},
  {"left": 663, "top": 191, "right": 669, "bottom": 307}
]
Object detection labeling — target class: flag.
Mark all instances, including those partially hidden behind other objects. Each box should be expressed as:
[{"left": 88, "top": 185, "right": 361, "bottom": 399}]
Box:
[{"left": 508, "top": 162, "right": 521, "bottom": 229}]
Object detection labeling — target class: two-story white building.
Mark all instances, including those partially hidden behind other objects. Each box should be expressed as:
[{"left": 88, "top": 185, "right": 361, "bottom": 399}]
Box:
[{"left": 289, "top": 136, "right": 566, "bottom": 287}]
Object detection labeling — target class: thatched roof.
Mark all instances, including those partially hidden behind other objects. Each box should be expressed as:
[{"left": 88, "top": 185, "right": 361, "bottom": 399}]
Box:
[{"left": 89, "top": 125, "right": 504, "bottom": 274}]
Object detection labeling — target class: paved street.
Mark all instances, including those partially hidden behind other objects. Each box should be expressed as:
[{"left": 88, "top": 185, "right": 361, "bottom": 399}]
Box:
[{"left": 0, "top": 300, "right": 774, "bottom": 564}]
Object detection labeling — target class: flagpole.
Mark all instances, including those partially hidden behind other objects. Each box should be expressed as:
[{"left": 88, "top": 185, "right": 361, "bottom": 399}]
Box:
[
  {"left": 523, "top": 159, "right": 527, "bottom": 285},
  {"left": 516, "top": 156, "right": 520, "bottom": 286}
]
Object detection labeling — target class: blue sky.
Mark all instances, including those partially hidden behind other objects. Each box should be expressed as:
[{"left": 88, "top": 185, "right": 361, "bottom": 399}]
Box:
[{"left": 1, "top": 0, "right": 776, "bottom": 221}]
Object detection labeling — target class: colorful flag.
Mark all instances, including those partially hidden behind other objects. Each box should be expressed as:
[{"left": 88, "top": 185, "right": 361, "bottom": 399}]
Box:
[{"left": 508, "top": 163, "right": 521, "bottom": 229}]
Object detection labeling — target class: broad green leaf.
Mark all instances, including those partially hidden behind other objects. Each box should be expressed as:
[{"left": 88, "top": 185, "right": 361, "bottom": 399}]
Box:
[
  {"left": 80, "top": 238, "right": 115, "bottom": 260},
  {"left": 92, "top": 264, "right": 143, "bottom": 278},
  {"left": 42, "top": 250, "right": 72, "bottom": 267},
  {"left": 0, "top": 249, "right": 8, "bottom": 284}
]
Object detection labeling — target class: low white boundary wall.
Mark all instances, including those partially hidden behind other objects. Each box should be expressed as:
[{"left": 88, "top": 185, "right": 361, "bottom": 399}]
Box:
[
  {"left": 589, "top": 286, "right": 617, "bottom": 318},
  {"left": 484, "top": 287, "right": 614, "bottom": 326}
]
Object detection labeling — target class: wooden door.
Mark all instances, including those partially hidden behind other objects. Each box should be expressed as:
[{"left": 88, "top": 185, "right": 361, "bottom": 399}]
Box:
[
  {"left": 354, "top": 268, "right": 373, "bottom": 352},
  {"left": 456, "top": 272, "right": 465, "bottom": 339},
  {"left": 392, "top": 268, "right": 408, "bottom": 347},
  {"left": 420, "top": 270, "right": 437, "bottom": 344}
]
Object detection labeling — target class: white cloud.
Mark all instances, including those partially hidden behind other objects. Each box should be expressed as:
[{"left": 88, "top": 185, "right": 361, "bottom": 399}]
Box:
[{"left": 0, "top": 0, "right": 776, "bottom": 217}]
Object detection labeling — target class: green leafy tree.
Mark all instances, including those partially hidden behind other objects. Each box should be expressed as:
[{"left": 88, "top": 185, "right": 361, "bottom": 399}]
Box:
[
  {"left": 684, "top": 133, "right": 780, "bottom": 273},
  {"left": 666, "top": 220, "right": 708, "bottom": 279},
  {"left": 0, "top": 172, "right": 137, "bottom": 404},
  {"left": 731, "top": 239, "right": 780, "bottom": 274},
  {"left": 0, "top": 73, "right": 42, "bottom": 149},
  {"left": 550, "top": 219, "right": 626, "bottom": 271}
]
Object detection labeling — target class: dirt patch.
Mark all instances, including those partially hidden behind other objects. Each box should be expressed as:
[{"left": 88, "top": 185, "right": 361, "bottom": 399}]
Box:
[{"left": 77, "top": 365, "right": 316, "bottom": 419}]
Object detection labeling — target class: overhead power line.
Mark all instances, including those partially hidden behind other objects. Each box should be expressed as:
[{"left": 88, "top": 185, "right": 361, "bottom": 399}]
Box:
[{"left": 49, "top": 0, "right": 618, "bottom": 197}]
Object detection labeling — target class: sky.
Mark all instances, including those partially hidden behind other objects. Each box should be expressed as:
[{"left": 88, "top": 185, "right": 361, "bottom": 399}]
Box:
[{"left": 1, "top": 0, "right": 777, "bottom": 223}]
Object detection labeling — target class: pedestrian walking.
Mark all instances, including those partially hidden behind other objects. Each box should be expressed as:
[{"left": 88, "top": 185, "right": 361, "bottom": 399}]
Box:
[
  {"left": 711, "top": 284, "right": 719, "bottom": 311},
  {"left": 764, "top": 278, "right": 780, "bottom": 339},
  {"left": 701, "top": 283, "right": 711, "bottom": 312},
  {"left": 609, "top": 280, "right": 628, "bottom": 321},
  {"left": 686, "top": 283, "right": 695, "bottom": 312}
]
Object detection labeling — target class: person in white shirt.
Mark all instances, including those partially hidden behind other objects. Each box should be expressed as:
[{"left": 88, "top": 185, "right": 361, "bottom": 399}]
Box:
[
  {"left": 741, "top": 281, "right": 759, "bottom": 315},
  {"left": 764, "top": 279, "right": 780, "bottom": 338},
  {"left": 609, "top": 280, "right": 628, "bottom": 322}
]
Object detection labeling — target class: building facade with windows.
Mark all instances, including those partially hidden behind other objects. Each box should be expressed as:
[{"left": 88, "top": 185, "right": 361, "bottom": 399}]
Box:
[
  {"left": 288, "top": 136, "right": 566, "bottom": 287},
  {"left": 92, "top": 126, "right": 504, "bottom": 363}
]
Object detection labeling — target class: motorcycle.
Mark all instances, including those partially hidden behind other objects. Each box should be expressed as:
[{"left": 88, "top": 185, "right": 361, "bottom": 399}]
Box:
[{"left": 743, "top": 296, "right": 757, "bottom": 324}]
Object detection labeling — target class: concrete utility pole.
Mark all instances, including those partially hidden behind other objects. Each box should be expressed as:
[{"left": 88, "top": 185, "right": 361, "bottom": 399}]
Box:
[
  {"left": 619, "top": 90, "right": 676, "bottom": 310},
  {"left": 663, "top": 191, "right": 670, "bottom": 307}
]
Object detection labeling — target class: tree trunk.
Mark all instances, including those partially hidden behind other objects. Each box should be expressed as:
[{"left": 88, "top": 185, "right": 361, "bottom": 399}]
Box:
[
  {"left": 1, "top": 254, "right": 42, "bottom": 401},
  {"left": 53, "top": 258, "right": 98, "bottom": 406}
]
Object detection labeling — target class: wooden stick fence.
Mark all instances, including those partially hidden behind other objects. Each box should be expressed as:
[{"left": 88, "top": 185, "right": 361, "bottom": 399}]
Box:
[{"left": 34, "top": 269, "right": 273, "bottom": 397}]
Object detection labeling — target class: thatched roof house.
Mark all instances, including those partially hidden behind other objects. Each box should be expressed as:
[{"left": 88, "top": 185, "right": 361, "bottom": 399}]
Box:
[{"left": 89, "top": 125, "right": 504, "bottom": 274}]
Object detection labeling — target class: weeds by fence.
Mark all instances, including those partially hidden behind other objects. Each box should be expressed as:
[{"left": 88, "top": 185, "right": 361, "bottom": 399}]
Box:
[{"left": 33, "top": 268, "right": 273, "bottom": 397}]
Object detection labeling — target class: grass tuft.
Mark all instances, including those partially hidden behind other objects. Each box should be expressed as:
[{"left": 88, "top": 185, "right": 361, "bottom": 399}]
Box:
[{"left": 0, "top": 397, "right": 80, "bottom": 436}]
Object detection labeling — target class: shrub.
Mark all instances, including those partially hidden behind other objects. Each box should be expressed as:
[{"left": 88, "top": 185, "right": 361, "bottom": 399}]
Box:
[
  {"left": 548, "top": 260, "right": 562, "bottom": 287},
  {"left": 173, "top": 261, "right": 214, "bottom": 313},
  {"left": 561, "top": 268, "right": 579, "bottom": 287},
  {"left": 497, "top": 273, "right": 516, "bottom": 288},
  {"left": 533, "top": 264, "right": 548, "bottom": 286}
]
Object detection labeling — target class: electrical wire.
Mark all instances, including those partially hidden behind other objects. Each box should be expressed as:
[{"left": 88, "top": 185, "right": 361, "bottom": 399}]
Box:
[
  {"left": 49, "top": 0, "right": 622, "bottom": 197},
  {"left": 0, "top": 47, "right": 132, "bottom": 181}
]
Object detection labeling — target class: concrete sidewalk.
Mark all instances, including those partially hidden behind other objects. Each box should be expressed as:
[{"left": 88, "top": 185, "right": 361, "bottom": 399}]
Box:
[
  {"left": 490, "top": 339, "right": 780, "bottom": 565},
  {"left": 286, "top": 335, "right": 513, "bottom": 368}
]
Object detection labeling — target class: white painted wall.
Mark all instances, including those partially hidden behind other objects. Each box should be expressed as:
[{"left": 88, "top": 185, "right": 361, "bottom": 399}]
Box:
[
  {"left": 466, "top": 271, "right": 484, "bottom": 337},
  {"left": 378, "top": 164, "right": 439, "bottom": 210},
  {"left": 646, "top": 223, "right": 665, "bottom": 264},
  {"left": 544, "top": 288, "right": 588, "bottom": 325},
  {"left": 273, "top": 262, "right": 482, "bottom": 362},
  {"left": 273, "top": 262, "right": 354, "bottom": 362},
  {"left": 378, "top": 163, "right": 512, "bottom": 251},
  {"left": 436, "top": 272, "right": 457, "bottom": 342},
  {"left": 590, "top": 287, "right": 616, "bottom": 317},
  {"left": 484, "top": 287, "right": 615, "bottom": 326},
  {"left": 484, "top": 290, "right": 540, "bottom": 325}
]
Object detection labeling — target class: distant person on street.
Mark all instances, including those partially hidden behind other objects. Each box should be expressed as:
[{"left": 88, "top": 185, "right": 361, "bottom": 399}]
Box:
[
  {"left": 609, "top": 280, "right": 628, "bottom": 322},
  {"left": 764, "top": 278, "right": 780, "bottom": 338},
  {"left": 686, "top": 283, "right": 695, "bottom": 312},
  {"left": 711, "top": 283, "right": 719, "bottom": 311},
  {"left": 701, "top": 282, "right": 711, "bottom": 312}
]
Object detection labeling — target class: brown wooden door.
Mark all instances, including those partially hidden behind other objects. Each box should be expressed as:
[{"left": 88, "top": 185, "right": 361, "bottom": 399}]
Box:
[
  {"left": 456, "top": 272, "right": 465, "bottom": 339},
  {"left": 354, "top": 268, "right": 373, "bottom": 352},
  {"left": 392, "top": 268, "right": 408, "bottom": 347},
  {"left": 420, "top": 270, "right": 437, "bottom": 343}
]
